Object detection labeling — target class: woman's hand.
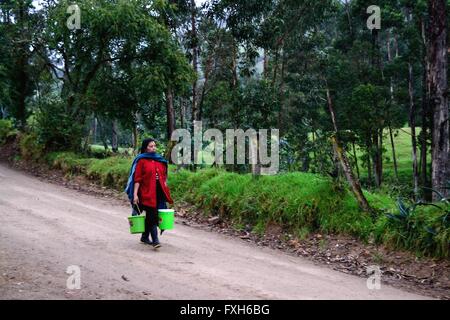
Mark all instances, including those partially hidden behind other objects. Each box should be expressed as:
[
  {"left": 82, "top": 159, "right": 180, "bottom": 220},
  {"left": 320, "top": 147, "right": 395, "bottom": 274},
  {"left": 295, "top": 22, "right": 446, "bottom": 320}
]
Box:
[{"left": 133, "top": 182, "right": 140, "bottom": 205}]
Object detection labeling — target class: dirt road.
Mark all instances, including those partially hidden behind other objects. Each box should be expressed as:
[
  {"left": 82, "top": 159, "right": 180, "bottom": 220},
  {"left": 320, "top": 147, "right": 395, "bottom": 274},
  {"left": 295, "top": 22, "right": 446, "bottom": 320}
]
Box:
[{"left": 0, "top": 163, "right": 431, "bottom": 299}]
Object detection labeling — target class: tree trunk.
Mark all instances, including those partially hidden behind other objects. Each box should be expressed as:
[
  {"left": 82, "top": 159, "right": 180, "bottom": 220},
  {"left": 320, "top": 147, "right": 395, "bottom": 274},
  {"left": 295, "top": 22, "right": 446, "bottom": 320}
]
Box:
[
  {"left": 388, "top": 125, "right": 399, "bottom": 180},
  {"left": 326, "top": 88, "right": 372, "bottom": 213},
  {"left": 371, "top": 28, "right": 382, "bottom": 188},
  {"left": 272, "top": 48, "right": 279, "bottom": 86},
  {"left": 198, "top": 51, "right": 214, "bottom": 120},
  {"left": 420, "top": 18, "right": 430, "bottom": 196},
  {"left": 132, "top": 112, "right": 138, "bottom": 155},
  {"left": 344, "top": 0, "right": 353, "bottom": 39},
  {"left": 166, "top": 88, "right": 176, "bottom": 141},
  {"left": 372, "top": 131, "right": 382, "bottom": 188},
  {"left": 93, "top": 117, "right": 97, "bottom": 145},
  {"left": 263, "top": 49, "right": 269, "bottom": 79},
  {"left": 111, "top": 119, "right": 119, "bottom": 153},
  {"left": 251, "top": 135, "right": 261, "bottom": 178},
  {"left": 394, "top": 34, "right": 399, "bottom": 58},
  {"left": 352, "top": 140, "right": 360, "bottom": 181},
  {"left": 312, "top": 131, "right": 317, "bottom": 169},
  {"left": 408, "top": 63, "right": 419, "bottom": 199},
  {"left": 420, "top": 58, "right": 429, "bottom": 190},
  {"left": 428, "top": 0, "right": 450, "bottom": 200},
  {"left": 231, "top": 41, "right": 238, "bottom": 89},
  {"left": 96, "top": 117, "right": 109, "bottom": 151},
  {"left": 379, "top": 129, "right": 383, "bottom": 185},
  {"left": 330, "top": 136, "right": 373, "bottom": 213},
  {"left": 82, "top": 116, "right": 94, "bottom": 153},
  {"left": 387, "top": 30, "right": 399, "bottom": 182},
  {"left": 180, "top": 98, "right": 185, "bottom": 129},
  {"left": 366, "top": 137, "right": 372, "bottom": 187},
  {"left": 191, "top": 0, "right": 199, "bottom": 123},
  {"left": 278, "top": 51, "right": 286, "bottom": 135},
  {"left": 166, "top": 88, "right": 176, "bottom": 163},
  {"left": 14, "top": 2, "right": 29, "bottom": 129},
  {"left": 387, "top": 30, "right": 395, "bottom": 102}
]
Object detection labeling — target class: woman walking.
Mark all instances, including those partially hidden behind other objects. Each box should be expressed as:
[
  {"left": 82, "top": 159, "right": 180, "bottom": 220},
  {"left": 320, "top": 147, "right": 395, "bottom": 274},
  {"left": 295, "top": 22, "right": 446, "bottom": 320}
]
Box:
[{"left": 125, "top": 138, "right": 173, "bottom": 248}]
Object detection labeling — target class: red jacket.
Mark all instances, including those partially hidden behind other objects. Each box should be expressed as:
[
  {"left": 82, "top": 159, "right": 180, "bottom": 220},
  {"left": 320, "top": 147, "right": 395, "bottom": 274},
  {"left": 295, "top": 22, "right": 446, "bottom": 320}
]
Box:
[{"left": 134, "top": 159, "right": 173, "bottom": 208}]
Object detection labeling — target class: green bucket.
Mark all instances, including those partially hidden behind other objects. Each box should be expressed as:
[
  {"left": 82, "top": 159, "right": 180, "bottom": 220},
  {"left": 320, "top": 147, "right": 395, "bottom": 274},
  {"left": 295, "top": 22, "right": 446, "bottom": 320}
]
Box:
[
  {"left": 128, "top": 215, "right": 146, "bottom": 234},
  {"left": 158, "top": 209, "right": 175, "bottom": 230}
]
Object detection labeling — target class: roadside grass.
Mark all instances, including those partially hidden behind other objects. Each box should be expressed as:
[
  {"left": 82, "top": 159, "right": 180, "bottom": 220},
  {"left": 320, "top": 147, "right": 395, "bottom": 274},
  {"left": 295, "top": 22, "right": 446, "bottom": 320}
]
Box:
[
  {"left": 46, "top": 151, "right": 132, "bottom": 190},
  {"left": 169, "top": 167, "right": 448, "bottom": 258}
]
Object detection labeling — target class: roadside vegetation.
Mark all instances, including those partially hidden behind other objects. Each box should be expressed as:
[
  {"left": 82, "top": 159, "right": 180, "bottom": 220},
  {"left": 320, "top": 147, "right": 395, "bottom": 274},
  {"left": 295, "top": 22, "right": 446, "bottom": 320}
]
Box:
[{"left": 1, "top": 125, "right": 448, "bottom": 259}]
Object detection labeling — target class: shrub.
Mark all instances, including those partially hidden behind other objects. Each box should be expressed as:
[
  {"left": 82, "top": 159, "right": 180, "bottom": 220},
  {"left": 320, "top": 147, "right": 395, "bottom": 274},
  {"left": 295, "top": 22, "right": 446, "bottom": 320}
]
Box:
[
  {"left": 35, "top": 97, "right": 84, "bottom": 151},
  {"left": 0, "top": 119, "right": 18, "bottom": 145},
  {"left": 376, "top": 198, "right": 450, "bottom": 258},
  {"left": 18, "top": 132, "right": 45, "bottom": 161}
]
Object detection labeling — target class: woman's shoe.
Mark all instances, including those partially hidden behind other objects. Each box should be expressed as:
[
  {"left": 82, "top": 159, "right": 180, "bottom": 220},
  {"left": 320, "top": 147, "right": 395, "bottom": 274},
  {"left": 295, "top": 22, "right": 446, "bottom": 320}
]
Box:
[
  {"left": 152, "top": 243, "right": 161, "bottom": 249},
  {"left": 140, "top": 237, "right": 153, "bottom": 245}
]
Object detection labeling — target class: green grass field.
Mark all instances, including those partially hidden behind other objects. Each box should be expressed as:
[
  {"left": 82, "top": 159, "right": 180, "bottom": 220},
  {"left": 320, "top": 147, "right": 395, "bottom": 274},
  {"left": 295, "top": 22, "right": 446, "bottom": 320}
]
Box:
[
  {"left": 352, "top": 127, "right": 429, "bottom": 187},
  {"left": 89, "top": 144, "right": 134, "bottom": 155}
]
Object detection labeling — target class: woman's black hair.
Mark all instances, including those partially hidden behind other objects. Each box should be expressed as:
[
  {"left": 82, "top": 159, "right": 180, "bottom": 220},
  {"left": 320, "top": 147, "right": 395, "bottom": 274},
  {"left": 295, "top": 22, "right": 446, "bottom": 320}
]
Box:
[{"left": 140, "top": 138, "right": 156, "bottom": 154}]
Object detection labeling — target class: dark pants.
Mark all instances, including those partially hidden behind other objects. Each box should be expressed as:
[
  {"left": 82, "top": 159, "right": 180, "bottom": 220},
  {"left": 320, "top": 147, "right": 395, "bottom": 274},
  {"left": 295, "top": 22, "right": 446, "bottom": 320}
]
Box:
[
  {"left": 138, "top": 181, "right": 166, "bottom": 244},
  {"left": 141, "top": 206, "right": 159, "bottom": 244}
]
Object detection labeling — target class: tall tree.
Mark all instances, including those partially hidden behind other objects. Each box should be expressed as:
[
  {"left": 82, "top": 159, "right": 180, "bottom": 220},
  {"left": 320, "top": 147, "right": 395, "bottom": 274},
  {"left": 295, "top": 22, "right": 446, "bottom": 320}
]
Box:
[
  {"left": 427, "top": 0, "right": 449, "bottom": 199},
  {"left": 37, "top": 0, "right": 192, "bottom": 151},
  {"left": 190, "top": 0, "right": 199, "bottom": 123},
  {"left": 1, "top": 0, "right": 40, "bottom": 128}
]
